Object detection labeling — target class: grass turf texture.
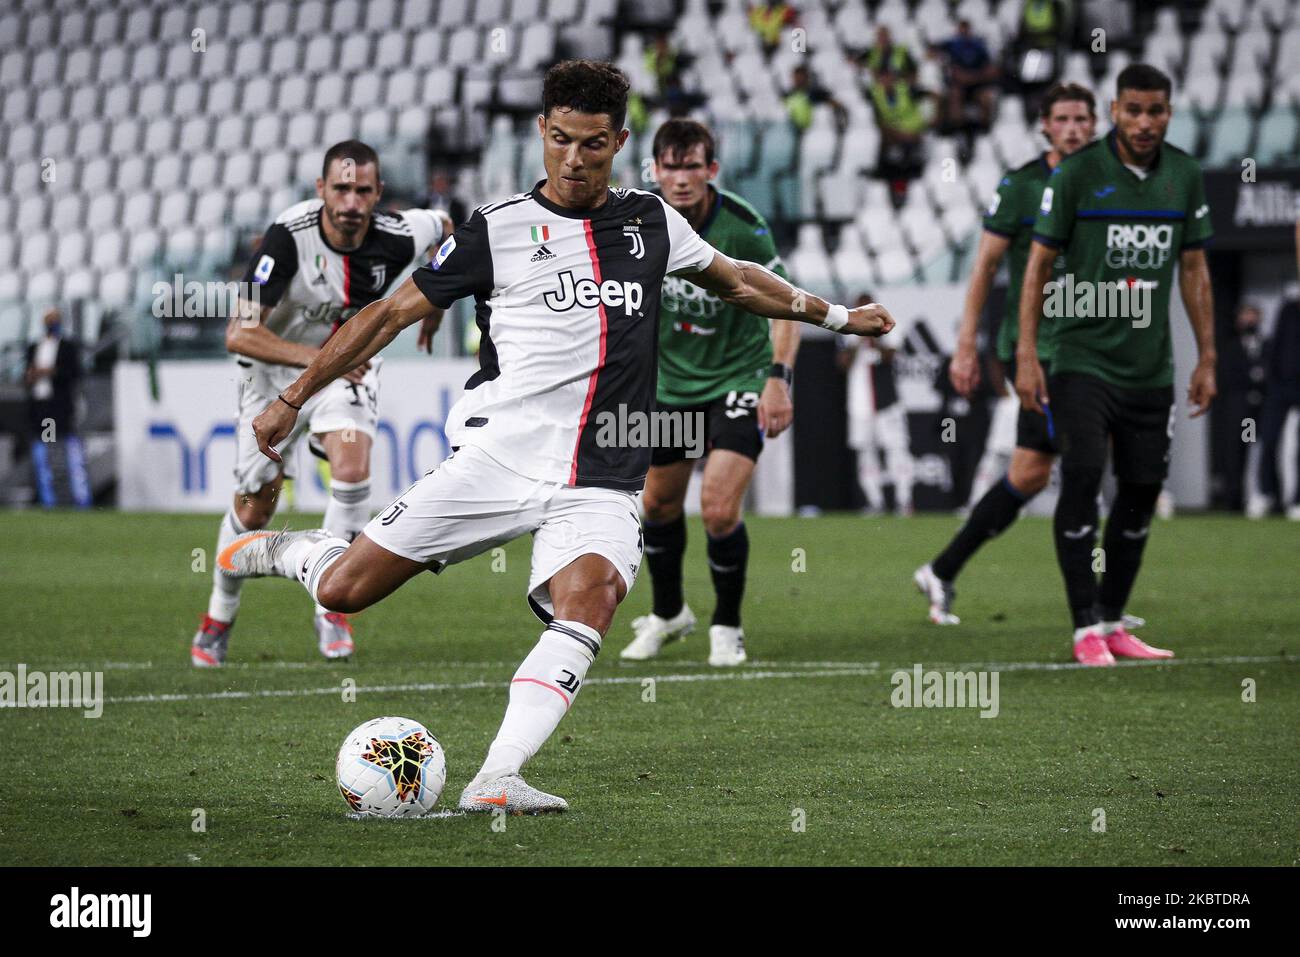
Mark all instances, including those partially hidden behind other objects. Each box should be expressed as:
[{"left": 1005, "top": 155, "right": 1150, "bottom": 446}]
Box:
[{"left": 0, "top": 511, "right": 1296, "bottom": 867}]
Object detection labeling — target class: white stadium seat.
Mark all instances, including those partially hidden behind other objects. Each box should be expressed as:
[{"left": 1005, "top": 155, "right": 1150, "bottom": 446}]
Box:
[
  {"left": 165, "top": 43, "right": 199, "bottom": 81},
  {"left": 115, "top": 155, "right": 149, "bottom": 193},
  {"left": 262, "top": 0, "right": 294, "bottom": 35},
  {"left": 124, "top": 7, "right": 155, "bottom": 44},
  {"left": 90, "top": 8, "right": 121, "bottom": 45},
  {"left": 40, "top": 121, "right": 73, "bottom": 163},
  {"left": 109, "top": 118, "right": 142, "bottom": 156},
  {"left": 200, "top": 42, "right": 233, "bottom": 80},
  {"left": 349, "top": 70, "right": 384, "bottom": 110},
  {"left": 399, "top": 0, "right": 435, "bottom": 30},
  {"left": 285, "top": 113, "right": 319, "bottom": 150},
  {"left": 27, "top": 271, "right": 60, "bottom": 304},
  {"left": 213, "top": 115, "right": 248, "bottom": 153},
  {"left": 303, "top": 35, "right": 336, "bottom": 73},
  {"left": 321, "top": 110, "right": 359, "bottom": 146},
  {"left": 34, "top": 87, "right": 65, "bottom": 123},
  {"left": 249, "top": 112, "right": 285, "bottom": 146},
  {"left": 410, "top": 29, "right": 443, "bottom": 68},
  {"left": 268, "top": 37, "right": 301, "bottom": 76},
  {"left": 386, "top": 69, "right": 420, "bottom": 109},
  {"left": 80, "top": 157, "right": 112, "bottom": 194},
  {"left": 145, "top": 117, "right": 177, "bottom": 155},
  {"left": 86, "top": 197, "right": 121, "bottom": 236},
  {"left": 63, "top": 47, "right": 95, "bottom": 85},
  {"left": 20, "top": 230, "right": 53, "bottom": 273},
  {"left": 64, "top": 269, "right": 97, "bottom": 301},
  {"left": 138, "top": 81, "right": 171, "bottom": 116},
  {"left": 331, "top": 0, "right": 362, "bottom": 33},
  {"left": 154, "top": 155, "right": 186, "bottom": 193},
  {"left": 56, "top": 233, "right": 87, "bottom": 273},
  {"left": 68, "top": 83, "right": 98, "bottom": 121},
  {"left": 99, "top": 270, "right": 133, "bottom": 306},
  {"left": 188, "top": 153, "right": 221, "bottom": 191},
  {"left": 130, "top": 43, "right": 162, "bottom": 84},
  {"left": 194, "top": 191, "right": 231, "bottom": 230},
  {"left": 364, "top": 0, "right": 398, "bottom": 33},
  {"left": 313, "top": 73, "right": 348, "bottom": 111},
  {"left": 158, "top": 190, "right": 194, "bottom": 231},
  {"left": 222, "top": 151, "right": 258, "bottom": 190},
  {"left": 226, "top": 2, "right": 258, "bottom": 36}
]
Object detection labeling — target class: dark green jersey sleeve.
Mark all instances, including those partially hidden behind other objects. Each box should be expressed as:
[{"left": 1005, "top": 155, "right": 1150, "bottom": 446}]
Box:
[
  {"left": 982, "top": 173, "right": 1023, "bottom": 238},
  {"left": 1182, "top": 167, "right": 1214, "bottom": 249},
  {"left": 1032, "top": 164, "right": 1078, "bottom": 248}
]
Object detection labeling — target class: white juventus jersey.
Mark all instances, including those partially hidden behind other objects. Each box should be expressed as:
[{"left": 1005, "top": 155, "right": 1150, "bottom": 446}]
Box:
[
  {"left": 241, "top": 199, "right": 445, "bottom": 394},
  {"left": 412, "top": 182, "right": 716, "bottom": 491}
]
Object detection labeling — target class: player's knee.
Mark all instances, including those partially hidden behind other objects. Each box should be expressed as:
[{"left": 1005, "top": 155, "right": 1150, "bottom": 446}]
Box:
[
  {"left": 1060, "top": 466, "right": 1104, "bottom": 503},
  {"left": 1009, "top": 458, "right": 1052, "bottom": 496},
  {"left": 235, "top": 501, "right": 274, "bottom": 530},
  {"left": 1114, "top": 481, "right": 1161, "bottom": 517},
  {"left": 700, "top": 497, "right": 742, "bottom": 537},
  {"left": 330, "top": 462, "right": 369, "bottom": 484},
  {"left": 642, "top": 491, "right": 683, "bottom": 524}
]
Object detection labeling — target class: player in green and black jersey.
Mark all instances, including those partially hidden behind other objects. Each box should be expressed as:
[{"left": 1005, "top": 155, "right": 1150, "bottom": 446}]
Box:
[
  {"left": 915, "top": 83, "right": 1097, "bottom": 625},
  {"left": 619, "top": 119, "right": 801, "bottom": 667},
  {"left": 1016, "top": 64, "right": 1217, "bottom": 666}
]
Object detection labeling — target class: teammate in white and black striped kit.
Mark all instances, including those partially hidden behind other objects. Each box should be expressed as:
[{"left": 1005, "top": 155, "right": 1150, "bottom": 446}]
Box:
[
  {"left": 191, "top": 140, "right": 452, "bottom": 667},
  {"left": 217, "top": 62, "right": 894, "bottom": 813}
]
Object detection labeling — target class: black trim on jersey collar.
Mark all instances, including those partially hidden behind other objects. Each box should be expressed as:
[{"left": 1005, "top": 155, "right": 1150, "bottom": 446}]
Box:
[
  {"left": 1105, "top": 128, "right": 1163, "bottom": 176},
  {"left": 529, "top": 180, "right": 619, "bottom": 220},
  {"left": 697, "top": 186, "right": 724, "bottom": 236},
  {"left": 1038, "top": 153, "right": 1051, "bottom": 175}
]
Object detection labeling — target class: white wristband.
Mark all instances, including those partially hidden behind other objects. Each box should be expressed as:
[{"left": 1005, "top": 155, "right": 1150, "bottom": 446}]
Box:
[{"left": 821, "top": 303, "right": 849, "bottom": 331}]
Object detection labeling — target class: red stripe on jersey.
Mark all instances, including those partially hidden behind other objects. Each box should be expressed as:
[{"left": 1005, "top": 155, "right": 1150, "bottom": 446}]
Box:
[
  {"left": 569, "top": 219, "right": 608, "bottom": 486},
  {"left": 342, "top": 255, "right": 351, "bottom": 306}
]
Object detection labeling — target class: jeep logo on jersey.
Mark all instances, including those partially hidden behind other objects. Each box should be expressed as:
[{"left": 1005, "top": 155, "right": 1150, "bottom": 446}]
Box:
[
  {"left": 1104, "top": 223, "right": 1173, "bottom": 269},
  {"left": 544, "top": 270, "right": 644, "bottom": 316}
]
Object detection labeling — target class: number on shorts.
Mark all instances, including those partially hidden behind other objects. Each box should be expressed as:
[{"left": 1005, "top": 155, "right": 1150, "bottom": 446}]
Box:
[{"left": 724, "top": 390, "right": 760, "bottom": 420}]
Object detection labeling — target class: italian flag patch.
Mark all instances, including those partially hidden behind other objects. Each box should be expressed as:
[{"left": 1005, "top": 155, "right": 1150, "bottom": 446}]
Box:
[{"left": 530, "top": 225, "right": 550, "bottom": 243}]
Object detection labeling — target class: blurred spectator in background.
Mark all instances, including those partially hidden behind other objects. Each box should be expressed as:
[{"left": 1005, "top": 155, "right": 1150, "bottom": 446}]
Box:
[
  {"left": 933, "top": 20, "right": 1001, "bottom": 164},
  {"left": 1252, "top": 295, "right": 1300, "bottom": 519},
  {"left": 24, "top": 308, "right": 90, "bottom": 508},
  {"left": 1012, "top": 0, "right": 1071, "bottom": 122},
  {"left": 839, "top": 293, "right": 914, "bottom": 515},
  {"left": 867, "top": 66, "right": 929, "bottom": 208},
  {"left": 784, "top": 64, "right": 846, "bottom": 132},
  {"left": 863, "top": 25, "right": 918, "bottom": 82},
  {"left": 644, "top": 31, "right": 703, "bottom": 117},
  {"left": 421, "top": 169, "right": 467, "bottom": 229},
  {"left": 749, "top": 1, "right": 799, "bottom": 56},
  {"left": 1212, "top": 304, "right": 1268, "bottom": 512}
]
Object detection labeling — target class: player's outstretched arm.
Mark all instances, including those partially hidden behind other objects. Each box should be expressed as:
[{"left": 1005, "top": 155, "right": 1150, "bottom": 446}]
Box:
[
  {"left": 251, "top": 277, "right": 434, "bottom": 462},
  {"left": 952, "top": 231, "right": 1011, "bottom": 397},
  {"left": 1014, "top": 240, "right": 1057, "bottom": 414},
  {"left": 225, "top": 303, "right": 321, "bottom": 369},
  {"left": 688, "top": 252, "right": 895, "bottom": 336},
  {"left": 1179, "top": 247, "right": 1217, "bottom": 418}
]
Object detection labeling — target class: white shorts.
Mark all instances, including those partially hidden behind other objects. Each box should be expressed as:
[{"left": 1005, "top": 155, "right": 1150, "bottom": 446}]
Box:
[
  {"left": 848, "top": 401, "right": 909, "bottom": 453},
  {"left": 987, "top": 393, "right": 1020, "bottom": 457},
  {"left": 362, "top": 444, "right": 643, "bottom": 622},
  {"left": 233, "top": 362, "right": 381, "bottom": 494}
]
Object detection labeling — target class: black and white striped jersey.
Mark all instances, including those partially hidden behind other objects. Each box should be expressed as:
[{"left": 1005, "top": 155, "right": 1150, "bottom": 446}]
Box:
[
  {"left": 240, "top": 198, "right": 445, "bottom": 394},
  {"left": 412, "top": 181, "right": 717, "bottom": 492}
]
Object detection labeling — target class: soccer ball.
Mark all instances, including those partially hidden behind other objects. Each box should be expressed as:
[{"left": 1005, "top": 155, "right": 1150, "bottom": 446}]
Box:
[{"left": 336, "top": 716, "right": 447, "bottom": 817}]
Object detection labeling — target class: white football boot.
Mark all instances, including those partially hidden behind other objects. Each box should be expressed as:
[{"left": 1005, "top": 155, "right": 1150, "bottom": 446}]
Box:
[
  {"left": 914, "top": 563, "right": 960, "bottom": 625},
  {"left": 708, "top": 624, "right": 747, "bottom": 666},
  {"left": 619, "top": 604, "right": 696, "bottom": 661},
  {"left": 217, "top": 528, "right": 330, "bottom": 579},
  {"left": 314, "top": 611, "right": 355, "bottom": 659},
  {"left": 458, "top": 774, "right": 569, "bottom": 814}
]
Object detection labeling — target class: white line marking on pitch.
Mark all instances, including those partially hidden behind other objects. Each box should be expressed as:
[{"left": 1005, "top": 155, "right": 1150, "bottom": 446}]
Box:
[{"left": 98, "top": 654, "right": 1297, "bottom": 706}]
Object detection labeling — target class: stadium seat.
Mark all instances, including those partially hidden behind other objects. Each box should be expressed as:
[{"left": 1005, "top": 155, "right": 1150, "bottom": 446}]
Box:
[
  {"left": 268, "top": 37, "right": 300, "bottom": 76},
  {"left": 1185, "top": 71, "right": 1222, "bottom": 112},
  {"left": 63, "top": 46, "right": 95, "bottom": 86},
  {"left": 321, "top": 110, "right": 359, "bottom": 146},
  {"left": 830, "top": 228, "right": 877, "bottom": 291},
  {"left": 512, "top": 0, "right": 543, "bottom": 24},
  {"left": 187, "top": 152, "right": 221, "bottom": 193},
  {"left": 222, "top": 151, "right": 258, "bottom": 190},
  {"left": 194, "top": 191, "right": 231, "bottom": 231},
  {"left": 102, "top": 82, "right": 134, "bottom": 121},
  {"left": 253, "top": 0, "right": 288, "bottom": 34},
  {"left": 80, "top": 157, "right": 112, "bottom": 195},
  {"left": 1254, "top": 104, "right": 1299, "bottom": 164},
  {"left": 20, "top": 230, "right": 53, "bottom": 273},
  {"left": 294, "top": 0, "right": 327, "bottom": 35},
  {"left": 0, "top": 232, "right": 13, "bottom": 270},
  {"left": 85, "top": 196, "right": 120, "bottom": 236},
  {"left": 172, "top": 79, "right": 202, "bottom": 116},
  {"left": 39, "top": 121, "right": 73, "bottom": 165},
  {"left": 205, "top": 78, "right": 239, "bottom": 117},
  {"left": 214, "top": 115, "right": 249, "bottom": 153},
  {"left": 313, "top": 73, "right": 348, "bottom": 112},
  {"left": 138, "top": 81, "right": 171, "bottom": 117},
  {"left": 109, "top": 118, "right": 143, "bottom": 157},
  {"left": 1165, "top": 108, "right": 1199, "bottom": 155},
  {"left": 303, "top": 35, "right": 336, "bottom": 74},
  {"left": 387, "top": 69, "right": 420, "bottom": 109},
  {"left": 27, "top": 270, "right": 60, "bottom": 304},
  {"left": 359, "top": 109, "right": 393, "bottom": 143},
  {"left": 818, "top": 169, "right": 863, "bottom": 222},
  {"left": 158, "top": 191, "right": 194, "bottom": 232},
  {"left": 363, "top": 0, "right": 397, "bottom": 32},
  {"left": 233, "top": 37, "right": 266, "bottom": 78},
  {"left": 278, "top": 75, "right": 310, "bottom": 113},
  {"left": 1233, "top": 30, "right": 1272, "bottom": 77},
  {"left": 12, "top": 159, "right": 42, "bottom": 196},
  {"left": 398, "top": 0, "right": 434, "bottom": 30},
  {"left": 249, "top": 112, "right": 284, "bottom": 146},
  {"left": 1185, "top": 29, "right": 1228, "bottom": 81},
  {"left": 56, "top": 233, "right": 87, "bottom": 274},
  {"left": 67, "top": 83, "right": 98, "bottom": 122},
  {"left": 518, "top": 22, "right": 556, "bottom": 71},
  {"left": 1222, "top": 68, "right": 1265, "bottom": 110},
  {"left": 1253, "top": 0, "right": 1294, "bottom": 30},
  {"left": 145, "top": 117, "right": 178, "bottom": 156},
  {"left": 64, "top": 269, "right": 97, "bottom": 301},
  {"left": 155, "top": 155, "right": 186, "bottom": 193},
  {"left": 90, "top": 8, "right": 121, "bottom": 46},
  {"left": 396, "top": 106, "right": 427, "bottom": 141},
  {"left": 124, "top": 6, "right": 156, "bottom": 44},
  {"left": 1205, "top": 108, "right": 1255, "bottom": 168},
  {"left": 876, "top": 246, "right": 916, "bottom": 284},
  {"left": 34, "top": 87, "right": 65, "bottom": 123},
  {"left": 331, "top": 0, "right": 362, "bottom": 33},
  {"left": 99, "top": 269, "right": 133, "bottom": 306},
  {"left": 122, "top": 193, "right": 157, "bottom": 232},
  {"left": 1208, "top": 0, "right": 1248, "bottom": 33},
  {"left": 286, "top": 113, "right": 320, "bottom": 150}
]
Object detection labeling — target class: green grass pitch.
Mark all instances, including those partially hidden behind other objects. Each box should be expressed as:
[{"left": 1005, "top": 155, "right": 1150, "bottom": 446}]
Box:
[{"left": 0, "top": 511, "right": 1296, "bottom": 866}]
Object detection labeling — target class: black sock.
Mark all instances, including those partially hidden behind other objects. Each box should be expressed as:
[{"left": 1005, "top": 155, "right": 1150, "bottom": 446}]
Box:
[
  {"left": 644, "top": 515, "right": 686, "bottom": 619},
  {"left": 706, "top": 523, "right": 749, "bottom": 628},
  {"left": 931, "top": 476, "right": 1031, "bottom": 581},
  {"left": 1097, "top": 482, "right": 1161, "bottom": 622},
  {"left": 1054, "top": 466, "right": 1104, "bottom": 629}
]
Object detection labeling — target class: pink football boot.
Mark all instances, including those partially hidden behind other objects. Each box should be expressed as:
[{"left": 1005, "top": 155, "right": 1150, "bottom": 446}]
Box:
[
  {"left": 1073, "top": 630, "right": 1116, "bottom": 667},
  {"left": 1106, "top": 627, "right": 1174, "bottom": 659}
]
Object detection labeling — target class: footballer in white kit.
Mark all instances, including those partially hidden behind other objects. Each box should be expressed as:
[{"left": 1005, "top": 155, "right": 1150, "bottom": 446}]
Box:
[
  {"left": 218, "top": 62, "right": 895, "bottom": 814},
  {"left": 191, "top": 140, "right": 451, "bottom": 667}
]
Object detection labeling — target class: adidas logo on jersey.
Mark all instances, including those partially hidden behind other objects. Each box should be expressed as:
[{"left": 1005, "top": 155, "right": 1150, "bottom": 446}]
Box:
[
  {"left": 530, "top": 244, "right": 557, "bottom": 262},
  {"left": 544, "top": 270, "right": 644, "bottom": 316}
]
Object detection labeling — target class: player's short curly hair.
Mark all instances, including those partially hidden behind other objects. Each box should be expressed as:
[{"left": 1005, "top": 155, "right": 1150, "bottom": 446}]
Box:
[
  {"left": 542, "top": 59, "right": 630, "bottom": 130},
  {"left": 1117, "top": 63, "right": 1172, "bottom": 99},
  {"left": 1039, "top": 82, "right": 1096, "bottom": 118}
]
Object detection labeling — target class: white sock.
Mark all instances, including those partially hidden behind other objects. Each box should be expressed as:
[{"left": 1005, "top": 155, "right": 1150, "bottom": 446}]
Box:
[
  {"left": 207, "top": 510, "right": 247, "bottom": 622},
  {"left": 315, "top": 479, "right": 369, "bottom": 615},
  {"left": 1100, "top": 619, "right": 1122, "bottom": 637},
  {"left": 324, "top": 478, "right": 370, "bottom": 543},
  {"left": 857, "top": 452, "right": 884, "bottom": 510},
  {"left": 470, "top": 620, "right": 601, "bottom": 789},
  {"left": 283, "top": 536, "right": 350, "bottom": 605},
  {"left": 1073, "top": 625, "right": 1102, "bottom": 645}
]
